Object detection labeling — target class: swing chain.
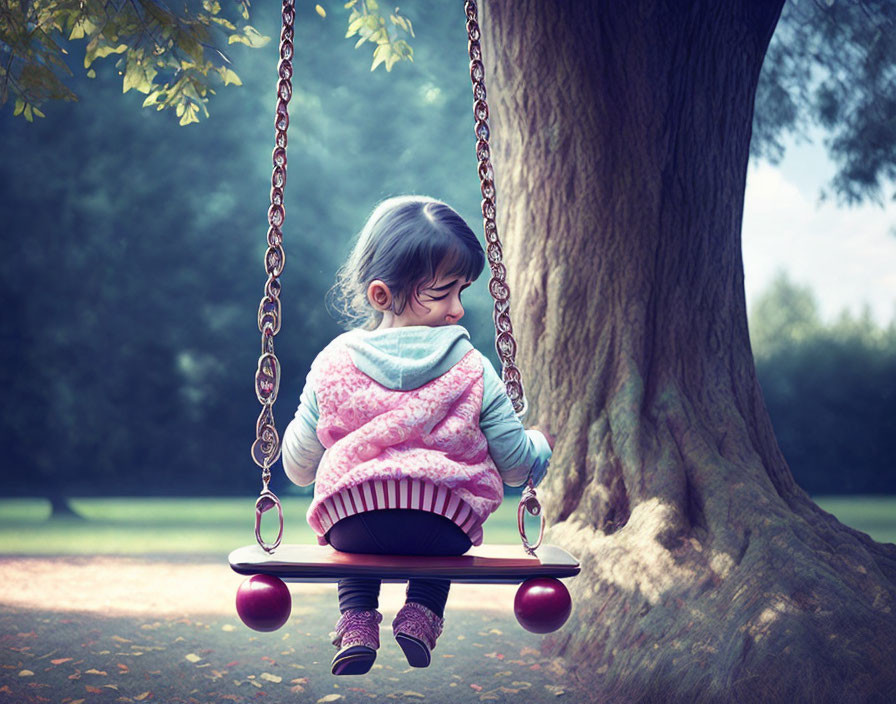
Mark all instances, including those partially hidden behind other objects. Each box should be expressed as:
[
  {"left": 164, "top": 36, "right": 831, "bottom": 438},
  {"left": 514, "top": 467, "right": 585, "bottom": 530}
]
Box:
[
  {"left": 517, "top": 478, "right": 545, "bottom": 556},
  {"left": 250, "top": 0, "right": 295, "bottom": 553},
  {"left": 465, "top": 0, "right": 527, "bottom": 419}
]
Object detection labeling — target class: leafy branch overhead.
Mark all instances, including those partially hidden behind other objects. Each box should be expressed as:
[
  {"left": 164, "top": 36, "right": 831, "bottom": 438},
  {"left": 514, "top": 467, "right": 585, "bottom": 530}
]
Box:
[
  {"left": 342, "top": 0, "right": 414, "bottom": 72},
  {"left": 0, "top": 0, "right": 269, "bottom": 125},
  {"left": 0, "top": 0, "right": 415, "bottom": 125}
]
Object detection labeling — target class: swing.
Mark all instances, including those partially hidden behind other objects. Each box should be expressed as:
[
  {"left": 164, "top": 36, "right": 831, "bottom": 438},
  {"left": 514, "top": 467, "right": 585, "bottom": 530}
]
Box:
[{"left": 230, "top": 0, "right": 580, "bottom": 635}]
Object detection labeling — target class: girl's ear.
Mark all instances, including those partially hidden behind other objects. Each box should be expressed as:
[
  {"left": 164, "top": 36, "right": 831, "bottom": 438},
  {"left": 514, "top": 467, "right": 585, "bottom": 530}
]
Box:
[{"left": 367, "top": 280, "right": 393, "bottom": 311}]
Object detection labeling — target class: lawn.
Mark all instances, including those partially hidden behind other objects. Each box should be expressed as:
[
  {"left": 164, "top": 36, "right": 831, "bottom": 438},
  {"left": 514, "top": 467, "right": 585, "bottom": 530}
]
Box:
[{"left": 0, "top": 495, "right": 893, "bottom": 555}]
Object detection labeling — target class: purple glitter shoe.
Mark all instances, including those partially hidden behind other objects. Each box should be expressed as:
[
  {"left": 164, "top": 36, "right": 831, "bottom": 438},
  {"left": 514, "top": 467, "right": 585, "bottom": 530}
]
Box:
[
  {"left": 330, "top": 609, "right": 382, "bottom": 676},
  {"left": 392, "top": 602, "right": 444, "bottom": 668}
]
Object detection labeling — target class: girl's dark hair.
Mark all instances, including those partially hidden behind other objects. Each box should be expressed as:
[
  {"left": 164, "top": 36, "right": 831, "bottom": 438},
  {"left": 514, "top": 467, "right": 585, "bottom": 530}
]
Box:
[{"left": 329, "top": 195, "right": 485, "bottom": 330}]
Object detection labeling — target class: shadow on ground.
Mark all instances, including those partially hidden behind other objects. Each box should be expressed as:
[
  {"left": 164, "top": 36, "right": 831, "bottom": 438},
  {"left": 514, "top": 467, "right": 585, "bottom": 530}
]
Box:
[{"left": 0, "top": 556, "right": 582, "bottom": 704}]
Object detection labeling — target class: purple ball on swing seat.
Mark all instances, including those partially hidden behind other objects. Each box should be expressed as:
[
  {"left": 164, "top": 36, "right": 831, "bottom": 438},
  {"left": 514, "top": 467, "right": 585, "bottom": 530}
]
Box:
[
  {"left": 514, "top": 577, "right": 572, "bottom": 633},
  {"left": 236, "top": 574, "right": 291, "bottom": 632}
]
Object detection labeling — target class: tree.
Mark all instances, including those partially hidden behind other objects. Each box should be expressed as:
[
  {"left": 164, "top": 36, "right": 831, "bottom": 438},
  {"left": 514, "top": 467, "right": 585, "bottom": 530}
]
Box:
[
  {"left": 479, "top": 1, "right": 896, "bottom": 701},
  {"left": 749, "top": 274, "right": 896, "bottom": 495},
  {"left": 0, "top": 0, "right": 414, "bottom": 124}
]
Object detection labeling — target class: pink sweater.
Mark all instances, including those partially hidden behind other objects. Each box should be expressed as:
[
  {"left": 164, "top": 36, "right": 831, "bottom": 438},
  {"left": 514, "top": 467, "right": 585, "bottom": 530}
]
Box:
[{"left": 305, "top": 339, "right": 503, "bottom": 546}]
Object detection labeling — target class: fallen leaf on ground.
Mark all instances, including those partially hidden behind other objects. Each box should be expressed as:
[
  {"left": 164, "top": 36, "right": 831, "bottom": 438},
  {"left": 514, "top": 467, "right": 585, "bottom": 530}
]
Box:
[
  {"left": 50, "top": 658, "right": 72, "bottom": 665},
  {"left": 134, "top": 693, "right": 152, "bottom": 701},
  {"left": 184, "top": 653, "right": 202, "bottom": 663},
  {"left": 317, "top": 695, "right": 343, "bottom": 702},
  {"left": 260, "top": 672, "right": 282, "bottom": 683},
  {"left": 18, "top": 670, "right": 34, "bottom": 677}
]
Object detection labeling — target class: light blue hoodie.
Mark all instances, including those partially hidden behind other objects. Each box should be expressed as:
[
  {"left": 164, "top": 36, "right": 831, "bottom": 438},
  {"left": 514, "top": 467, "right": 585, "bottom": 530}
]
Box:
[{"left": 281, "top": 325, "right": 551, "bottom": 488}]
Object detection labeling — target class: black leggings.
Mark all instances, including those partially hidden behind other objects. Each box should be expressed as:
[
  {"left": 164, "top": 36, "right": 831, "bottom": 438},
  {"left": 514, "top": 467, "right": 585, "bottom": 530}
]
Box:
[{"left": 327, "top": 510, "right": 472, "bottom": 618}]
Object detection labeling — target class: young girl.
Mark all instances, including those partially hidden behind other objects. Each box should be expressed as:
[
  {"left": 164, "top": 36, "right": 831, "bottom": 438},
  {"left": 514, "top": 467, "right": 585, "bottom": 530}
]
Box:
[{"left": 281, "top": 195, "right": 552, "bottom": 676}]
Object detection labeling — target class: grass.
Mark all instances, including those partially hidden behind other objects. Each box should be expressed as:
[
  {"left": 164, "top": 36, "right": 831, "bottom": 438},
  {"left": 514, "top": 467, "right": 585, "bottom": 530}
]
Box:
[
  {"left": 0, "top": 495, "right": 893, "bottom": 555},
  {"left": 0, "top": 496, "right": 530, "bottom": 554}
]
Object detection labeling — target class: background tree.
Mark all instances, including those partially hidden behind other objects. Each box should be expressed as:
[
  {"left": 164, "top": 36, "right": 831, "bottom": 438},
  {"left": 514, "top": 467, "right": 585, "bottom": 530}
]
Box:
[
  {"left": 750, "top": 273, "right": 896, "bottom": 495},
  {"left": 480, "top": 0, "right": 896, "bottom": 700}
]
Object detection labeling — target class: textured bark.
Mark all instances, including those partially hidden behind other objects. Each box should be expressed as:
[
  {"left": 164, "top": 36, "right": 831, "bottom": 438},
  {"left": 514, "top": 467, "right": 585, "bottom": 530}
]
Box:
[{"left": 482, "top": 1, "right": 896, "bottom": 701}]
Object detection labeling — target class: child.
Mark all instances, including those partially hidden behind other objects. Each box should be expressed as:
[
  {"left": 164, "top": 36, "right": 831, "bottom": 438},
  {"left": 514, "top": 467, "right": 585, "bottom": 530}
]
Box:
[{"left": 282, "top": 195, "right": 552, "bottom": 676}]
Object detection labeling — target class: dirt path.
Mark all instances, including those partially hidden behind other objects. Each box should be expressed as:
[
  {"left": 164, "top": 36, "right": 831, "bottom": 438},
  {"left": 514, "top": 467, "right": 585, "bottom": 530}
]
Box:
[{"left": 0, "top": 556, "right": 584, "bottom": 704}]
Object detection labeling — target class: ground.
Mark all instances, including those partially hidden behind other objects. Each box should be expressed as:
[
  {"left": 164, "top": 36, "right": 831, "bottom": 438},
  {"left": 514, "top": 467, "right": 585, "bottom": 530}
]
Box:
[{"left": 0, "top": 555, "right": 582, "bottom": 704}]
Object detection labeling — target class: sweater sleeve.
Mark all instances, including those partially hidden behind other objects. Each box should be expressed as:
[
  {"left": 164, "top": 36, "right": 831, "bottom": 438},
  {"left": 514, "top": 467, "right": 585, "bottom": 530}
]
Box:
[
  {"left": 281, "top": 372, "right": 325, "bottom": 487},
  {"left": 478, "top": 353, "right": 552, "bottom": 487}
]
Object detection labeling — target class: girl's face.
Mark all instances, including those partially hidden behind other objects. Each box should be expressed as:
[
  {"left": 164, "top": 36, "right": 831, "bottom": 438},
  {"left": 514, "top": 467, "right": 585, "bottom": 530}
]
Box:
[
  {"left": 407, "top": 272, "right": 472, "bottom": 327},
  {"left": 376, "top": 269, "right": 472, "bottom": 329}
]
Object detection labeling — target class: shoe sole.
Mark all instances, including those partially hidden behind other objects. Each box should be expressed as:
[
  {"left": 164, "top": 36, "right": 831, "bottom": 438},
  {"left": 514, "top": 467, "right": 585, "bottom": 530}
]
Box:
[
  {"left": 331, "top": 645, "right": 376, "bottom": 676},
  {"left": 395, "top": 634, "right": 431, "bottom": 668}
]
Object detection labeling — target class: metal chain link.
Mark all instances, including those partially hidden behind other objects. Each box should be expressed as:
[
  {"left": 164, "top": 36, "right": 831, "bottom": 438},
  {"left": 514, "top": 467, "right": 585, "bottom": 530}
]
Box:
[
  {"left": 465, "top": 1, "right": 543, "bottom": 555},
  {"left": 249, "top": 0, "right": 295, "bottom": 553},
  {"left": 464, "top": 0, "right": 527, "bottom": 418}
]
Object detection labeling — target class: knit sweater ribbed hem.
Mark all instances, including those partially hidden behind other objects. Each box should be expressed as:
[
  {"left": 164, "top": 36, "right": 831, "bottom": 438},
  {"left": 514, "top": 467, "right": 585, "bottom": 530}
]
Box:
[{"left": 309, "top": 478, "right": 484, "bottom": 546}]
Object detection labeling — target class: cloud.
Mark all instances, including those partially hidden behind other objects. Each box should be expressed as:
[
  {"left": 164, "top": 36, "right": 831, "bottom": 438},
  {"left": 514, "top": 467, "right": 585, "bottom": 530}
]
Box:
[{"left": 742, "top": 161, "right": 896, "bottom": 326}]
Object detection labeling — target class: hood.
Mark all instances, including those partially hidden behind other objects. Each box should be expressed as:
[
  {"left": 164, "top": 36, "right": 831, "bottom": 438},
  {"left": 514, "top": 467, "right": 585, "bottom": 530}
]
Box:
[{"left": 340, "top": 325, "right": 475, "bottom": 390}]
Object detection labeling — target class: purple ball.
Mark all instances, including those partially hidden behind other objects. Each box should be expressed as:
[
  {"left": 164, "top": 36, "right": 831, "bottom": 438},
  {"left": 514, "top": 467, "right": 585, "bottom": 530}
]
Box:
[
  {"left": 236, "top": 574, "right": 291, "bottom": 632},
  {"left": 514, "top": 577, "right": 572, "bottom": 633}
]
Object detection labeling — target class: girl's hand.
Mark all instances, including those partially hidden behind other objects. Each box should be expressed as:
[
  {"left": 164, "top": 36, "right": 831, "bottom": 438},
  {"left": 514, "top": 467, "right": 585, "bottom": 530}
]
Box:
[{"left": 530, "top": 425, "right": 555, "bottom": 451}]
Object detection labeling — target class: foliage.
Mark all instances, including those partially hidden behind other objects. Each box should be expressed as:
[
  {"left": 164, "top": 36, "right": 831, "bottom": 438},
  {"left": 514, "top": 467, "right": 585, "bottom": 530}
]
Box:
[
  {"left": 749, "top": 272, "right": 896, "bottom": 493},
  {"left": 342, "top": 0, "right": 414, "bottom": 72},
  {"left": 0, "top": 0, "right": 268, "bottom": 125},
  {"left": 753, "top": 0, "right": 896, "bottom": 204},
  {"left": 2, "top": 0, "right": 893, "bottom": 204},
  {"left": 0, "top": 0, "right": 414, "bottom": 124}
]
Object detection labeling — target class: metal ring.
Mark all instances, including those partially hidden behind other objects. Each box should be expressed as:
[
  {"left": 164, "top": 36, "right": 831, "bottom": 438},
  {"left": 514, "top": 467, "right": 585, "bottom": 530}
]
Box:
[
  {"left": 255, "top": 488, "right": 284, "bottom": 553},
  {"left": 517, "top": 481, "right": 544, "bottom": 556}
]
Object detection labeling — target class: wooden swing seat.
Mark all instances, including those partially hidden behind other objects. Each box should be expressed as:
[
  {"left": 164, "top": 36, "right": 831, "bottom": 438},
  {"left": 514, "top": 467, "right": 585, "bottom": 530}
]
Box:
[{"left": 229, "top": 543, "right": 580, "bottom": 584}]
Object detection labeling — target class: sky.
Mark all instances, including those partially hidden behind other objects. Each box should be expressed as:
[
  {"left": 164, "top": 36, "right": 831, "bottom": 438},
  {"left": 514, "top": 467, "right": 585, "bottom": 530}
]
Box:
[{"left": 742, "top": 136, "right": 896, "bottom": 327}]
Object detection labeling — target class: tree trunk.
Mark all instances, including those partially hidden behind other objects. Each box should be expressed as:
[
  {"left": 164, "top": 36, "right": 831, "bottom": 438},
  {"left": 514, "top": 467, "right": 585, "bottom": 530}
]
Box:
[
  {"left": 482, "top": 1, "right": 896, "bottom": 701},
  {"left": 49, "top": 494, "right": 83, "bottom": 520}
]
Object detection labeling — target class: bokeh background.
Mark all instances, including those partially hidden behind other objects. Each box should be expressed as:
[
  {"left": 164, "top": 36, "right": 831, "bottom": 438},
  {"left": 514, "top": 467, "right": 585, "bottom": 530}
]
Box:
[{"left": 1, "top": 2, "right": 894, "bottom": 511}]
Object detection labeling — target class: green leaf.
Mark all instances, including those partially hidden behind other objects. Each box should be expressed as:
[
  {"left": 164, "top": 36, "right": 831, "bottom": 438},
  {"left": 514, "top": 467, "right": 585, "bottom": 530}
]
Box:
[
  {"left": 123, "top": 52, "right": 158, "bottom": 94},
  {"left": 371, "top": 43, "right": 389, "bottom": 71},
  {"left": 24, "top": 104, "right": 33, "bottom": 122},
  {"left": 84, "top": 40, "right": 129, "bottom": 69},
  {"left": 346, "top": 14, "right": 365, "bottom": 38},
  {"left": 208, "top": 16, "right": 236, "bottom": 31},
  {"left": 13, "top": 99, "right": 25, "bottom": 117},
  {"left": 220, "top": 67, "right": 242, "bottom": 86},
  {"left": 228, "top": 25, "right": 269, "bottom": 48},
  {"left": 390, "top": 14, "right": 407, "bottom": 32},
  {"left": 87, "top": 69, "right": 96, "bottom": 78},
  {"left": 179, "top": 102, "right": 200, "bottom": 125},
  {"left": 69, "top": 18, "right": 95, "bottom": 41},
  {"left": 315, "top": 5, "right": 326, "bottom": 18},
  {"left": 142, "top": 90, "right": 162, "bottom": 108},
  {"left": 202, "top": 0, "right": 221, "bottom": 13}
]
